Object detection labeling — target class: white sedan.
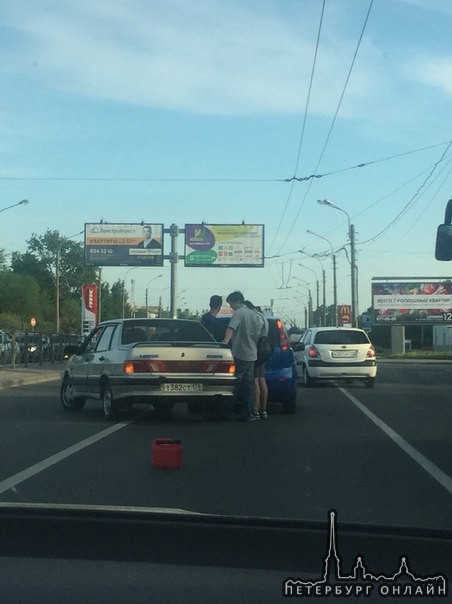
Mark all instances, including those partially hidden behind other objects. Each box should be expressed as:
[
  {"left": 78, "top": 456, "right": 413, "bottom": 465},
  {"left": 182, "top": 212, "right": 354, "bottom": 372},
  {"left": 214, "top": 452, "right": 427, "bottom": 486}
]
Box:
[{"left": 61, "top": 318, "right": 237, "bottom": 419}]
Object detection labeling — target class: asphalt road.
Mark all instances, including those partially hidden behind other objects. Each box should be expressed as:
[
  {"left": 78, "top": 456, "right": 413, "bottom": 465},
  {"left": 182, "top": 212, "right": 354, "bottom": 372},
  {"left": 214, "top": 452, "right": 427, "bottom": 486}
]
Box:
[{"left": 0, "top": 361, "right": 451, "bottom": 530}]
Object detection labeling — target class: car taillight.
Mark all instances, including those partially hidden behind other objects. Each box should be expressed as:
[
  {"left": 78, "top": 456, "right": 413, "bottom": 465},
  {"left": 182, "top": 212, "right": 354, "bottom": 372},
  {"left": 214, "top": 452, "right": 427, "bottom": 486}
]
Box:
[
  {"left": 276, "top": 319, "right": 289, "bottom": 351},
  {"left": 124, "top": 360, "right": 235, "bottom": 374},
  {"left": 367, "top": 345, "right": 376, "bottom": 358},
  {"left": 308, "top": 345, "right": 320, "bottom": 358}
]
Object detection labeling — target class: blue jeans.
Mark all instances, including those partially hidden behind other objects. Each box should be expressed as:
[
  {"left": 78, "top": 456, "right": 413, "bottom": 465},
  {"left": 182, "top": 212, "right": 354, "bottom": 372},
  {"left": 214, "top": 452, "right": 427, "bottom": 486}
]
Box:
[{"left": 232, "top": 358, "right": 255, "bottom": 419}]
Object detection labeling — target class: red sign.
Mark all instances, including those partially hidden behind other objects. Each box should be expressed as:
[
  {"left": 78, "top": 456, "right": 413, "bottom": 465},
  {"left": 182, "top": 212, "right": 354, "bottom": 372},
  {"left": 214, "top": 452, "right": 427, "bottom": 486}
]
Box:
[
  {"left": 338, "top": 305, "right": 351, "bottom": 324},
  {"left": 82, "top": 285, "right": 98, "bottom": 316}
]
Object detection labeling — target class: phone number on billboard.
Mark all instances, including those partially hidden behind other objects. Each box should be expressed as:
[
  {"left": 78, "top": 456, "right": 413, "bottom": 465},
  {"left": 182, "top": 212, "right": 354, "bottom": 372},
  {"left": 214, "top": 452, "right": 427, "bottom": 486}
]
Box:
[{"left": 89, "top": 249, "right": 114, "bottom": 255}]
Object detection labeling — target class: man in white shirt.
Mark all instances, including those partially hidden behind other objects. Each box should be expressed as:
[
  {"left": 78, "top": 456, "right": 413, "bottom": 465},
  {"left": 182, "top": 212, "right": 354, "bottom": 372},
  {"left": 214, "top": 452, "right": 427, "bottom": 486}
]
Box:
[{"left": 222, "top": 291, "right": 262, "bottom": 421}]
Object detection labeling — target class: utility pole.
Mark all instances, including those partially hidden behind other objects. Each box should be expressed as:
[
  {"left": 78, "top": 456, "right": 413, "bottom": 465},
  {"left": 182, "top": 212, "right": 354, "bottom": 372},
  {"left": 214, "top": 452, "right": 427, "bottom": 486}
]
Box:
[{"left": 350, "top": 224, "right": 358, "bottom": 327}]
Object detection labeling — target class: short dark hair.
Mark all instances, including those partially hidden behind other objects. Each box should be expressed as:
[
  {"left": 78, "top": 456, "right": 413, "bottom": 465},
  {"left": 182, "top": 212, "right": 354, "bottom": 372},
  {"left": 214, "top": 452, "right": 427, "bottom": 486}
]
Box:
[
  {"left": 209, "top": 295, "right": 222, "bottom": 310},
  {"left": 226, "top": 291, "right": 245, "bottom": 304}
]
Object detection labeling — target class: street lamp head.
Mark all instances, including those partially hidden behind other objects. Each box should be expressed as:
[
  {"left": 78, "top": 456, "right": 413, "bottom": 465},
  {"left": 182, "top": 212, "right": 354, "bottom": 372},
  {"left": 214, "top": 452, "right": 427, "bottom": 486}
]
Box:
[
  {"left": 317, "top": 199, "right": 334, "bottom": 207},
  {"left": 19, "top": 199, "right": 29, "bottom": 206}
]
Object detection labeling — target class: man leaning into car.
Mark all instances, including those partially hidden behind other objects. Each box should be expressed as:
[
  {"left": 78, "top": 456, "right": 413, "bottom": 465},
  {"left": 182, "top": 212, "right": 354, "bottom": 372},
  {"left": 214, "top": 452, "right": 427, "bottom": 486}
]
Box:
[{"left": 222, "top": 291, "right": 262, "bottom": 421}]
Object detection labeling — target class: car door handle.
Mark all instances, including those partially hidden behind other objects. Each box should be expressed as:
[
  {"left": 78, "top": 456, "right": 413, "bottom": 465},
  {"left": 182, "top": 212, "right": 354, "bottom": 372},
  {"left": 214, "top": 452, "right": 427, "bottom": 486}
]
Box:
[{"left": 99, "top": 356, "right": 106, "bottom": 362}]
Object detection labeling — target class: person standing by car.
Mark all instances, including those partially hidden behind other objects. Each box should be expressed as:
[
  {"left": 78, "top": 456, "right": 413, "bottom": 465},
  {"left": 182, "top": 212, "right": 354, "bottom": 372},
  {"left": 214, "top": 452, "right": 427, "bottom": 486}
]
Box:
[
  {"left": 250, "top": 304, "right": 269, "bottom": 420},
  {"left": 223, "top": 291, "right": 262, "bottom": 421},
  {"left": 201, "top": 295, "right": 223, "bottom": 341}
]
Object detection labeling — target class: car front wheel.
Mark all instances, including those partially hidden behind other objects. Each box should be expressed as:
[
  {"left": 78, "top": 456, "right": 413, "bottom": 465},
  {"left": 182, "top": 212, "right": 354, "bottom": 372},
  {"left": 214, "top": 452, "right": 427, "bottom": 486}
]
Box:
[{"left": 60, "top": 375, "right": 86, "bottom": 411}]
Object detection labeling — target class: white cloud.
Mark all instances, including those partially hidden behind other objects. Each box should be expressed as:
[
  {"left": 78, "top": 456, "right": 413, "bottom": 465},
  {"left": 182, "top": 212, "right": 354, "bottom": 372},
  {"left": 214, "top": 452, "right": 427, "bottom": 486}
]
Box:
[
  {"left": 0, "top": 0, "right": 396, "bottom": 118},
  {"left": 410, "top": 55, "right": 452, "bottom": 97}
]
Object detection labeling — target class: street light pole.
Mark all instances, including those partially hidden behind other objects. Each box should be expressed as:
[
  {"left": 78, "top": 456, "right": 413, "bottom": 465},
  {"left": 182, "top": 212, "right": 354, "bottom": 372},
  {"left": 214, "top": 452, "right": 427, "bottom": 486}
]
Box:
[
  {"left": 145, "top": 274, "right": 163, "bottom": 316},
  {"left": 0, "top": 199, "right": 29, "bottom": 214},
  {"left": 298, "top": 263, "right": 319, "bottom": 325},
  {"left": 317, "top": 199, "right": 358, "bottom": 326},
  {"left": 306, "top": 230, "right": 337, "bottom": 326}
]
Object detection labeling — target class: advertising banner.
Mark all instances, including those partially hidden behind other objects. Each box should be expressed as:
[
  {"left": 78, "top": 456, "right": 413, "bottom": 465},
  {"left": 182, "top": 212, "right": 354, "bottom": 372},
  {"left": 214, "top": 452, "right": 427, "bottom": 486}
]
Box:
[
  {"left": 338, "top": 304, "right": 351, "bottom": 325},
  {"left": 372, "top": 281, "right": 452, "bottom": 324},
  {"left": 84, "top": 223, "right": 164, "bottom": 266},
  {"left": 81, "top": 285, "right": 98, "bottom": 336},
  {"left": 184, "top": 224, "right": 264, "bottom": 267}
]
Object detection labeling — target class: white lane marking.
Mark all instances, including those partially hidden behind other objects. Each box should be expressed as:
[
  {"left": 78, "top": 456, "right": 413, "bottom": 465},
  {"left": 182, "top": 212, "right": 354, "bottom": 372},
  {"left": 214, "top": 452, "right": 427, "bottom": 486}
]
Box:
[
  {"left": 0, "top": 422, "right": 130, "bottom": 495},
  {"left": 339, "top": 387, "right": 452, "bottom": 497}
]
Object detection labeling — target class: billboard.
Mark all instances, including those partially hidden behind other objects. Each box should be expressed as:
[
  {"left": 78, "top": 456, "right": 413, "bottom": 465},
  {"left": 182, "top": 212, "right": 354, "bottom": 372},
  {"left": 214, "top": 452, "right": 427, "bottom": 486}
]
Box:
[
  {"left": 84, "top": 223, "right": 164, "bottom": 266},
  {"left": 184, "top": 224, "right": 264, "bottom": 267},
  {"left": 372, "top": 280, "right": 452, "bottom": 324}
]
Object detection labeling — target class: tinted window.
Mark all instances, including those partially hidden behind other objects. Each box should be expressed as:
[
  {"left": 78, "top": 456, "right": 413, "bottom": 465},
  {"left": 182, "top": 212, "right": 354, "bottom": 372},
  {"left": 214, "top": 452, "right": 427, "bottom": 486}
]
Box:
[{"left": 314, "top": 330, "right": 370, "bottom": 345}]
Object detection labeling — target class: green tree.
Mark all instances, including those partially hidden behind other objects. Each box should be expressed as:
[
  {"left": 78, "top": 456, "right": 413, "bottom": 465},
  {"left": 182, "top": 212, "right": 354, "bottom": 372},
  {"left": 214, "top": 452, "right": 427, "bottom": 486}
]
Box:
[
  {"left": 0, "top": 271, "right": 47, "bottom": 329},
  {"left": 11, "top": 229, "right": 98, "bottom": 332}
]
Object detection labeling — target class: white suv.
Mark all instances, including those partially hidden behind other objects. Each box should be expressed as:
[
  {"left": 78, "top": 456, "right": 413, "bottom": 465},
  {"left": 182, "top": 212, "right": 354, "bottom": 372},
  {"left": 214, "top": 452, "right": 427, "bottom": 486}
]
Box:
[{"left": 293, "top": 327, "right": 377, "bottom": 388}]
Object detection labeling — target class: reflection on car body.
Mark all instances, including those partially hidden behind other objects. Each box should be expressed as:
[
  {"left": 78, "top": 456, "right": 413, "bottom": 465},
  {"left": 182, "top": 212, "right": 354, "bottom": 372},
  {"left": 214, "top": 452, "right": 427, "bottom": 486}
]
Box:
[
  {"left": 61, "top": 318, "right": 237, "bottom": 420},
  {"left": 293, "top": 327, "right": 377, "bottom": 387}
]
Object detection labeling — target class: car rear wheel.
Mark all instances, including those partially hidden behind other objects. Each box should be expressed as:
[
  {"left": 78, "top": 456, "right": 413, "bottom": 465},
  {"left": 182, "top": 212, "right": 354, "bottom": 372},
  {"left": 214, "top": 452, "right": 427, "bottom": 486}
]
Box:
[
  {"left": 365, "top": 377, "right": 376, "bottom": 388},
  {"left": 101, "top": 380, "right": 119, "bottom": 420},
  {"left": 301, "top": 365, "right": 315, "bottom": 387},
  {"left": 60, "top": 375, "right": 86, "bottom": 411},
  {"left": 283, "top": 394, "right": 297, "bottom": 414}
]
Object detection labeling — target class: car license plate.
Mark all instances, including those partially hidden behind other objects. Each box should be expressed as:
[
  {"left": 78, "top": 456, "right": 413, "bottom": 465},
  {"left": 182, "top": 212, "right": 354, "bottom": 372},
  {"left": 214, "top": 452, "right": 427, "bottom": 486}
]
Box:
[
  {"left": 160, "top": 383, "right": 204, "bottom": 392},
  {"left": 331, "top": 350, "right": 357, "bottom": 358}
]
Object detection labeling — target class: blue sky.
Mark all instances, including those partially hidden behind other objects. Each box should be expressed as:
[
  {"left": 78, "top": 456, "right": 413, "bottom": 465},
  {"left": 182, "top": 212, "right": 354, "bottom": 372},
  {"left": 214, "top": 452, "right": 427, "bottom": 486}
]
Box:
[{"left": 1, "top": 0, "right": 452, "bottom": 326}]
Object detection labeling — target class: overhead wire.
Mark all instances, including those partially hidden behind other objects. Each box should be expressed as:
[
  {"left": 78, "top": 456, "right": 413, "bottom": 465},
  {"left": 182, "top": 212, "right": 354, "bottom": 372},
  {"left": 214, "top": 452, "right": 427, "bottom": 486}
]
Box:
[
  {"left": 267, "top": 0, "right": 326, "bottom": 254},
  {"left": 359, "top": 140, "right": 452, "bottom": 245},
  {"left": 274, "top": 0, "right": 375, "bottom": 254}
]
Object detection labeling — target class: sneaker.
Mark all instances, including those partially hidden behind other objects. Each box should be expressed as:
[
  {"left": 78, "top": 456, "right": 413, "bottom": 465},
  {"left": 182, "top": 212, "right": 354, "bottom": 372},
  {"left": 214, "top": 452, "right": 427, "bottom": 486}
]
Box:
[
  {"left": 259, "top": 411, "right": 268, "bottom": 420},
  {"left": 250, "top": 412, "right": 261, "bottom": 421}
]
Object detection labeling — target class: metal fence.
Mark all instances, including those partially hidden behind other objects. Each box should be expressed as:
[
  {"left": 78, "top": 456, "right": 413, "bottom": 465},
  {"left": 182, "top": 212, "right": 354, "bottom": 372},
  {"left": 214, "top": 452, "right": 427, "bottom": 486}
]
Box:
[{"left": 0, "top": 331, "right": 82, "bottom": 368}]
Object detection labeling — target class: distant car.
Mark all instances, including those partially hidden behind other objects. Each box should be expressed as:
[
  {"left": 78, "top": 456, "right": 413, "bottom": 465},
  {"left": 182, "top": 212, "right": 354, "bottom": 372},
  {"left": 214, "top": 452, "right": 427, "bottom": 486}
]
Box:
[
  {"left": 215, "top": 315, "right": 298, "bottom": 414},
  {"left": 293, "top": 327, "right": 377, "bottom": 388},
  {"left": 61, "top": 318, "right": 237, "bottom": 420}
]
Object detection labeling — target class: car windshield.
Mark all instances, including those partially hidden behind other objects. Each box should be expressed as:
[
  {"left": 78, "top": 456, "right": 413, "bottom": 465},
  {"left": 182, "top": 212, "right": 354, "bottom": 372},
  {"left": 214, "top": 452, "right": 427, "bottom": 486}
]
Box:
[
  {"left": 1, "top": 1, "right": 452, "bottom": 590},
  {"left": 314, "top": 330, "right": 370, "bottom": 345}
]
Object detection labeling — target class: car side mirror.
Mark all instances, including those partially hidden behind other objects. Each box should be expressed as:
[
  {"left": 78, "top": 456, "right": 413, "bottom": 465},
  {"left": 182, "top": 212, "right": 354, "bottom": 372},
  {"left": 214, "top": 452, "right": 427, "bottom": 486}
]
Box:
[
  {"left": 293, "top": 342, "right": 305, "bottom": 352},
  {"left": 435, "top": 199, "right": 452, "bottom": 260},
  {"left": 63, "top": 345, "right": 82, "bottom": 359},
  {"left": 435, "top": 224, "right": 452, "bottom": 260}
]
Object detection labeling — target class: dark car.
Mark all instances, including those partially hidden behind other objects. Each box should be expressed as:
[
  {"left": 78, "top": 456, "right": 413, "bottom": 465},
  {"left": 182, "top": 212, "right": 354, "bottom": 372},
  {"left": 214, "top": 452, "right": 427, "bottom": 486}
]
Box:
[{"left": 215, "top": 315, "right": 298, "bottom": 414}]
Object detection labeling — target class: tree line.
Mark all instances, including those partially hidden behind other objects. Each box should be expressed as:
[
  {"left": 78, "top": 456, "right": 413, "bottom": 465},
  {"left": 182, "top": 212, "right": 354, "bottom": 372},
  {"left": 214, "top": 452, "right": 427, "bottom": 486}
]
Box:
[{"left": 0, "top": 229, "right": 140, "bottom": 333}]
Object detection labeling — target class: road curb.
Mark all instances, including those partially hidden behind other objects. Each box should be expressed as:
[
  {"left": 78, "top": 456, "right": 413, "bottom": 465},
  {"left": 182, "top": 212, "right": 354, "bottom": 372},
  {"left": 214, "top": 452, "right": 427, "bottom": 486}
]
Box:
[{"left": 0, "top": 370, "right": 61, "bottom": 390}]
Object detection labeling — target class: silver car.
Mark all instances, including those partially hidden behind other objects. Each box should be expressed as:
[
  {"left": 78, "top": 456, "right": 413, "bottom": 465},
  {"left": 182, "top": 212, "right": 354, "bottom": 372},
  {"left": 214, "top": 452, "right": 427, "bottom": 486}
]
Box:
[
  {"left": 293, "top": 327, "right": 377, "bottom": 388},
  {"left": 61, "top": 318, "right": 237, "bottom": 419}
]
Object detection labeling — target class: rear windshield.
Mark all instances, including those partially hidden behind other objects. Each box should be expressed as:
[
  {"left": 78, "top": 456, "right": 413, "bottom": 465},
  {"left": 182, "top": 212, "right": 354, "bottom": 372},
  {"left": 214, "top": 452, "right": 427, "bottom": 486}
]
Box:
[
  {"left": 121, "top": 320, "right": 215, "bottom": 344},
  {"left": 313, "top": 330, "right": 370, "bottom": 345}
]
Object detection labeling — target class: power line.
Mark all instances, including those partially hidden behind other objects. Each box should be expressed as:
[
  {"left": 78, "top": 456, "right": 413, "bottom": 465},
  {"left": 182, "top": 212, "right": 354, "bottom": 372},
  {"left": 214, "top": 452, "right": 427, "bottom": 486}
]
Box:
[
  {"left": 275, "top": 0, "right": 374, "bottom": 254},
  {"left": 0, "top": 140, "right": 448, "bottom": 184},
  {"left": 268, "top": 0, "right": 326, "bottom": 253},
  {"left": 360, "top": 140, "right": 452, "bottom": 245}
]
